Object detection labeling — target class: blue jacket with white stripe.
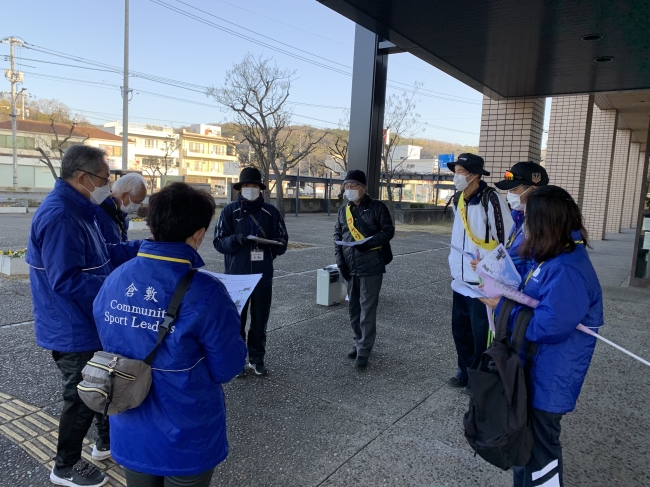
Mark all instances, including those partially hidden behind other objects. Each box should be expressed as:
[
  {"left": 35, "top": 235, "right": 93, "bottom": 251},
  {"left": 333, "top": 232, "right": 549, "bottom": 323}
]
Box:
[
  {"left": 508, "top": 233, "right": 603, "bottom": 414},
  {"left": 26, "top": 179, "right": 140, "bottom": 352},
  {"left": 213, "top": 195, "right": 288, "bottom": 286},
  {"left": 93, "top": 242, "right": 246, "bottom": 476}
]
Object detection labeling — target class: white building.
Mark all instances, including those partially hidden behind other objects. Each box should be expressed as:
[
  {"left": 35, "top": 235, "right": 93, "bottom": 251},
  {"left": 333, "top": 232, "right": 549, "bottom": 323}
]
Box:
[
  {"left": 0, "top": 120, "right": 129, "bottom": 189},
  {"left": 103, "top": 121, "right": 180, "bottom": 190}
]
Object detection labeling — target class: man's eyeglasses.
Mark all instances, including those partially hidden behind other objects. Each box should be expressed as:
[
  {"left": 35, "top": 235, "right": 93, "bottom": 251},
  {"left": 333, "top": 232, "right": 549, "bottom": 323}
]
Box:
[{"left": 81, "top": 170, "right": 110, "bottom": 185}]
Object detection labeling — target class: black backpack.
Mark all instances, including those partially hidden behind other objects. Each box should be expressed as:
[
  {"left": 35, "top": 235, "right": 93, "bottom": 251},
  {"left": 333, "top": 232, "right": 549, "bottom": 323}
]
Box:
[{"left": 463, "top": 298, "right": 537, "bottom": 470}]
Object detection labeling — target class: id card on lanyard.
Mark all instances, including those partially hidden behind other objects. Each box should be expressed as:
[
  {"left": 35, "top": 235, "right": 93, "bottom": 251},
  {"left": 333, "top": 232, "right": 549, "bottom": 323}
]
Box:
[{"left": 246, "top": 205, "right": 264, "bottom": 262}]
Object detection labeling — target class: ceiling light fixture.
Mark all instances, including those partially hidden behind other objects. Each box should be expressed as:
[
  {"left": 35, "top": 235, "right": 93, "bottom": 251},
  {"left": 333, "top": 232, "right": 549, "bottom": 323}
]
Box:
[
  {"left": 582, "top": 34, "right": 603, "bottom": 41},
  {"left": 594, "top": 56, "right": 614, "bottom": 63}
]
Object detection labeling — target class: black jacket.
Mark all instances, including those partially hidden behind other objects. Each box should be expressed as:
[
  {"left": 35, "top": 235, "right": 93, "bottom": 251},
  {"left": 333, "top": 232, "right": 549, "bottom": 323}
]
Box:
[
  {"left": 213, "top": 195, "right": 288, "bottom": 286},
  {"left": 334, "top": 195, "right": 395, "bottom": 277}
]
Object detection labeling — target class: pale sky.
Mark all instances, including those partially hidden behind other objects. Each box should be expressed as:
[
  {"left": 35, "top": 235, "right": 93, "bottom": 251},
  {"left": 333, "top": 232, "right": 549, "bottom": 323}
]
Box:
[{"left": 2, "top": 0, "right": 549, "bottom": 147}]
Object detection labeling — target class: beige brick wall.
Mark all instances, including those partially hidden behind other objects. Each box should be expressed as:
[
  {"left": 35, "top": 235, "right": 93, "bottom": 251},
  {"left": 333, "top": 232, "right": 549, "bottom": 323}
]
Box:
[
  {"left": 606, "top": 129, "right": 632, "bottom": 233},
  {"left": 622, "top": 142, "right": 641, "bottom": 229},
  {"left": 581, "top": 107, "right": 618, "bottom": 240},
  {"left": 544, "top": 95, "right": 594, "bottom": 204},
  {"left": 632, "top": 151, "right": 646, "bottom": 227},
  {"left": 478, "top": 96, "right": 545, "bottom": 185}
]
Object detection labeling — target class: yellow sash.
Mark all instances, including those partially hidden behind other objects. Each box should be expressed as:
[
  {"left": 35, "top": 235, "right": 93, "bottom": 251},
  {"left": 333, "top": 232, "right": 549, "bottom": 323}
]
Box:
[
  {"left": 345, "top": 204, "right": 381, "bottom": 250},
  {"left": 457, "top": 192, "right": 498, "bottom": 251}
]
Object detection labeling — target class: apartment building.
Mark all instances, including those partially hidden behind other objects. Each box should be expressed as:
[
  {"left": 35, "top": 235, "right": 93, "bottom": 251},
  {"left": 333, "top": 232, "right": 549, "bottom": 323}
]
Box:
[{"left": 178, "top": 124, "right": 239, "bottom": 196}]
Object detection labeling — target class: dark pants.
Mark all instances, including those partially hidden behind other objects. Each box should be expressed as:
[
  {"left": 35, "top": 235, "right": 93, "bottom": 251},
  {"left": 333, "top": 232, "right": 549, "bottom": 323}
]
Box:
[
  {"left": 123, "top": 467, "right": 214, "bottom": 487},
  {"left": 451, "top": 290, "right": 490, "bottom": 379},
  {"left": 513, "top": 409, "right": 564, "bottom": 486},
  {"left": 241, "top": 283, "right": 272, "bottom": 365},
  {"left": 52, "top": 351, "right": 110, "bottom": 470},
  {"left": 348, "top": 274, "right": 384, "bottom": 358}
]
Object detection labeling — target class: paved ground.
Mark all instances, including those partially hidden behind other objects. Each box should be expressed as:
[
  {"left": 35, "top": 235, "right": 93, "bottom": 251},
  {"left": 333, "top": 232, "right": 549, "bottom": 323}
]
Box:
[{"left": 1, "top": 211, "right": 649, "bottom": 487}]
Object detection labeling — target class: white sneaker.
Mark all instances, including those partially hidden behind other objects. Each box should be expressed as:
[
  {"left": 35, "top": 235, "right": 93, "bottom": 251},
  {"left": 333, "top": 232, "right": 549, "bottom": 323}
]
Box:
[{"left": 91, "top": 444, "right": 112, "bottom": 461}]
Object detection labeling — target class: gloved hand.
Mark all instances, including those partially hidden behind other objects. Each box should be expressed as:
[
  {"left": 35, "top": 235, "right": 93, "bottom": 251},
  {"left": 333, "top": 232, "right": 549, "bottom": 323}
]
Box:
[
  {"left": 235, "top": 233, "right": 248, "bottom": 245},
  {"left": 339, "top": 265, "right": 351, "bottom": 282},
  {"left": 355, "top": 241, "right": 371, "bottom": 252}
]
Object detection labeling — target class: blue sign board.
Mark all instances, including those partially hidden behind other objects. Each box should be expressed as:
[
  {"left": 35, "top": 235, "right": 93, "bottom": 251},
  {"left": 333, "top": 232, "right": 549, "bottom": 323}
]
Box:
[{"left": 437, "top": 153, "right": 455, "bottom": 169}]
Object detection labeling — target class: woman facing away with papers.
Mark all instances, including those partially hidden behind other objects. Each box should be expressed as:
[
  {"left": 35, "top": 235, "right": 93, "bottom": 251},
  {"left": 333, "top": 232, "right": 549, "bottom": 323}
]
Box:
[{"left": 480, "top": 186, "right": 603, "bottom": 487}]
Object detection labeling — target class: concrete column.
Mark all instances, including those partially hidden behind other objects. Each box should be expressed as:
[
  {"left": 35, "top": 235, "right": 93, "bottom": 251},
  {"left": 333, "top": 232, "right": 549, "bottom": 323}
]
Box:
[
  {"left": 544, "top": 95, "right": 594, "bottom": 204},
  {"left": 632, "top": 150, "right": 646, "bottom": 227},
  {"left": 581, "top": 107, "right": 618, "bottom": 240},
  {"left": 605, "top": 129, "right": 632, "bottom": 234},
  {"left": 478, "top": 96, "right": 545, "bottom": 185},
  {"left": 622, "top": 142, "right": 641, "bottom": 229}
]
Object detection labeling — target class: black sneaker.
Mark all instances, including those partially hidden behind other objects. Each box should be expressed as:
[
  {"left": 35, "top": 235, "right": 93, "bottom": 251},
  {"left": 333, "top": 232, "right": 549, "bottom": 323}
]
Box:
[
  {"left": 447, "top": 375, "right": 468, "bottom": 388},
  {"left": 347, "top": 348, "right": 357, "bottom": 359},
  {"left": 353, "top": 356, "right": 368, "bottom": 368},
  {"left": 50, "top": 460, "right": 108, "bottom": 487},
  {"left": 462, "top": 384, "right": 472, "bottom": 396},
  {"left": 235, "top": 368, "right": 246, "bottom": 378},
  {"left": 247, "top": 362, "right": 268, "bottom": 376},
  {"left": 91, "top": 438, "right": 111, "bottom": 461}
]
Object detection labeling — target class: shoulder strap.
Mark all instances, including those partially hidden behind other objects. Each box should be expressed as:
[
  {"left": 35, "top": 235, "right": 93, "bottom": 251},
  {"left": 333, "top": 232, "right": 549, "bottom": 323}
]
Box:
[
  {"left": 100, "top": 201, "right": 127, "bottom": 236},
  {"left": 143, "top": 269, "right": 197, "bottom": 365},
  {"left": 494, "top": 297, "right": 517, "bottom": 342}
]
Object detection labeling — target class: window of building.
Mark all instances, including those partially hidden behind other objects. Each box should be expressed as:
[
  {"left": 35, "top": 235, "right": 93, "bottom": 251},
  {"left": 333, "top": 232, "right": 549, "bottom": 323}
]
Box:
[
  {"left": 0, "top": 135, "right": 35, "bottom": 149},
  {"left": 189, "top": 142, "right": 205, "bottom": 153},
  {"left": 213, "top": 162, "right": 223, "bottom": 173},
  {"left": 144, "top": 139, "right": 155, "bottom": 148},
  {"left": 212, "top": 144, "right": 226, "bottom": 155}
]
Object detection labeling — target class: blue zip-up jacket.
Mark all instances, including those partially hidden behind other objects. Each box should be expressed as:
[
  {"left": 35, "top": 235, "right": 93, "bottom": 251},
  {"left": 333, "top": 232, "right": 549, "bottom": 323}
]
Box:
[
  {"left": 213, "top": 195, "right": 288, "bottom": 286},
  {"left": 509, "top": 233, "right": 603, "bottom": 414},
  {"left": 26, "top": 179, "right": 141, "bottom": 352},
  {"left": 96, "top": 196, "right": 129, "bottom": 244},
  {"left": 93, "top": 242, "right": 246, "bottom": 476},
  {"left": 506, "top": 209, "right": 532, "bottom": 279}
]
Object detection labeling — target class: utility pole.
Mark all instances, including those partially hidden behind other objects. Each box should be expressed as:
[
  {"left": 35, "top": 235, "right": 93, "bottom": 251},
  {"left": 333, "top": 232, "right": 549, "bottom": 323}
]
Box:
[
  {"left": 2, "top": 37, "right": 24, "bottom": 190},
  {"left": 18, "top": 88, "right": 27, "bottom": 119},
  {"left": 121, "top": 0, "right": 131, "bottom": 170}
]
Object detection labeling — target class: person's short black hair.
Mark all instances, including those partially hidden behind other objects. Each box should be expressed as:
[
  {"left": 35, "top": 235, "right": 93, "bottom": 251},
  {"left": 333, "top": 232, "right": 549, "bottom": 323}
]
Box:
[
  {"left": 147, "top": 183, "right": 216, "bottom": 242},
  {"left": 521, "top": 185, "right": 588, "bottom": 262},
  {"left": 60, "top": 145, "right": 107, "bottom": 180}
]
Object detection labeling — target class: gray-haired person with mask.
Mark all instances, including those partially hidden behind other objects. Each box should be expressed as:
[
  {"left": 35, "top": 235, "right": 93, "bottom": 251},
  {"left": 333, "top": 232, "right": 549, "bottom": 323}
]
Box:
[
  {"left": 26, "top": 145, "right": 143, "bottom": 487},
  {"left": 96, "top": 172, "right": 147, "bottom": 244},
  {"left": 334, "top": 169, "right": 395, "bottom": 369}
]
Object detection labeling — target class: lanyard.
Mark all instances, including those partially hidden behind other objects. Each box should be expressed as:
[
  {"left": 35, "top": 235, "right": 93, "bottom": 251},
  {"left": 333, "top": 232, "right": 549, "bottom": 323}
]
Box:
[
  {"left": 241, "top": 203, "right": 263, "bottom": 237},
  {"left": 520, "top": 240, "right": 585, "bottom": 290},
  {"left": 506, "top": 224, "right": 521, "bottom": 250}
]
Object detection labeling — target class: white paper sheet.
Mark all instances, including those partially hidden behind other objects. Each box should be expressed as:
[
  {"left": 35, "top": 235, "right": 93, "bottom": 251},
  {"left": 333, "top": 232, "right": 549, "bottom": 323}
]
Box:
[
  {"left": 335, "top": 237, "right": 371, "bottom": 247},
  {"left": 439, "top": 241, "right": 476, "bottom": 261},
  {"left": 200, "top": 271, "right": 262, "bottom": 314},
  {"left": 476, "top": 244, "right": 522, "bottom": 287},
  {"left": 451, "top": 279, "right": 486, "bottom": 299}
]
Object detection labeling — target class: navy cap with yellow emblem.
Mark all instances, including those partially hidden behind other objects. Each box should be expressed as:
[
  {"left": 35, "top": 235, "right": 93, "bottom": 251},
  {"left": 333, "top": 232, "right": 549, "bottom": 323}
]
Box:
[{"left": 495, "top": 161, "right": 549, "bottom": 190}]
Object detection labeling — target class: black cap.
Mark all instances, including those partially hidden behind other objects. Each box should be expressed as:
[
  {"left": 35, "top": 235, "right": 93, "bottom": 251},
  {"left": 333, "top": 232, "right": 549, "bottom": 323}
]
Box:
[
  {"left": 495, "top": 161, "right": 549, "bottom": 190},
  {"left": 233, "top": 167, "right": 266, "bottom": 190},
  {"left": 343, "top": 169, "right": 367, "bottom": 187},
  {"left": 447, "top": 153, "right": 490, "bottom": 176}
]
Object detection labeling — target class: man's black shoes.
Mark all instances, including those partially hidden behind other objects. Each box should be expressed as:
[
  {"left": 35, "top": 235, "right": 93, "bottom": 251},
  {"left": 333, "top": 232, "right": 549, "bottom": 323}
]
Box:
[
  {"left": 354, "top": 356, "right": 369, "bottom": 368},
  {"left": 347, "top": 348, "right": 357, "bottom": 359},
  {"left": 50, "top": 460, "right": 107, "bottom": 487},
  {"left": 447, "top": 375, "right": 468, "bottom": 388}
]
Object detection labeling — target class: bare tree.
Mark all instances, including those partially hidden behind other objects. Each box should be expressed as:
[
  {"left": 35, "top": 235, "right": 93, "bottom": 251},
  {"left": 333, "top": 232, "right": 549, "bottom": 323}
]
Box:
[
  {"left": 35, "top": 118, "right": 87, "bottom": 180},
  {"left": 207, "top": 54, "right": 326, "bottom": 217},
  {"left": 141, "top": 135, "right": 180, "bottom": 191},
  {"left": 326, "top": 109, "right": 350, "bottom": 175},
  {"left": 381, "top": 84, "right": 423, "bottom": 202}
]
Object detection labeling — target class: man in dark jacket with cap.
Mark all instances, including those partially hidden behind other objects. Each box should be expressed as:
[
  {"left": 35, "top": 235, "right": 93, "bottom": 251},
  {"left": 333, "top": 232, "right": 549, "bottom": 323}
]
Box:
[
  {"left": 214, "top": 167, "right": 288, "bottom": 376},
  {"left": 334, "top": 169, "right": 395, "bottom": 368}
]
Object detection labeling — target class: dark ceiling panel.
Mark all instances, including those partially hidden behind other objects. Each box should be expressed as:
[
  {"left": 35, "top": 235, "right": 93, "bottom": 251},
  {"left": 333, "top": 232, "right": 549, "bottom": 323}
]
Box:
[{"left": 318, "top": 0, "right": 650, "bottom": 98}]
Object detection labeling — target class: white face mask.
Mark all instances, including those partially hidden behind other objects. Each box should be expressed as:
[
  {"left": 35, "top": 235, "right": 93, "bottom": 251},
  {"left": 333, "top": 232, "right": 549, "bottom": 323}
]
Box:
[
  {"left": 85, "top": 179, "right": 112, "bottom": 205},
  {"left": 453, "top": 173, "right": 473, "bottom": 191},
  {"left": 507, "top": 187, "right": 532, "bottom": 211},
  {"left": 345, "top": 189, "right": 360, "bottom": 202},
  {"left": 241, "top": 187, "right": 260, "bottom": 201},
  {"left": 120, "top": 201, "right": 141, "bottom": 214}
]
